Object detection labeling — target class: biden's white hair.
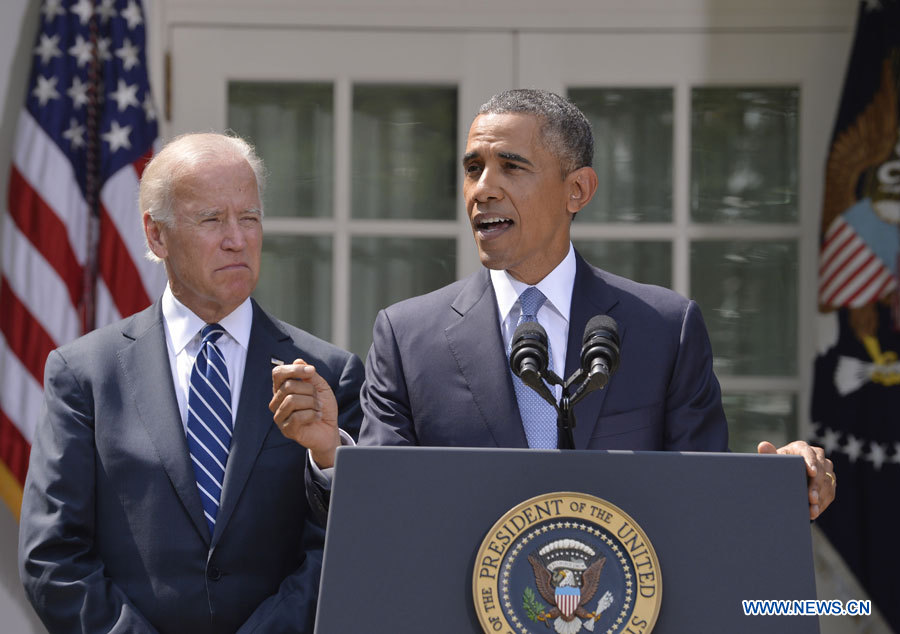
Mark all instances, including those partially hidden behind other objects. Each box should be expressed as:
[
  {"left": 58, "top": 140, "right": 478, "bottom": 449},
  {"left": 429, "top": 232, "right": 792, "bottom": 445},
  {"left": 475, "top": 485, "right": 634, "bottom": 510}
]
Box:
[{"left": 139, "top": 132, "right": 265, "bottom": 262}]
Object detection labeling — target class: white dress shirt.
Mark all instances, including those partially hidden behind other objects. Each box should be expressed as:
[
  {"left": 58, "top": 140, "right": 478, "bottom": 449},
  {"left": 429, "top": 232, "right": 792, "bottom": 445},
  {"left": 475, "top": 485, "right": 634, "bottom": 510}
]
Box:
[
  {"left": 161, "top": 285, "right": 253, "bottom": 430},
  {"left": 489, "top": 242, "right": 576, "bottom": 396}
]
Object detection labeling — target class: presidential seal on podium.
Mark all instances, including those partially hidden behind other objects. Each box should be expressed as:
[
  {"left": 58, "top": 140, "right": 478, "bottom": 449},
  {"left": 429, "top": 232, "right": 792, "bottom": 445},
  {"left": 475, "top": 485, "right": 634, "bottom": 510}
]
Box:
[{"left": 473, "top": 492, "right": 662, "bottom": 634}]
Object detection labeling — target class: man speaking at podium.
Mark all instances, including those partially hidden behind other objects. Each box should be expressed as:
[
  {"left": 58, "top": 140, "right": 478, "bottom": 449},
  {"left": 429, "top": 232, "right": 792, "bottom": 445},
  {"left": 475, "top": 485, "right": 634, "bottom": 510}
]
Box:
[{"left": 272, "top": 89, "right": 835, "bottom": 520}]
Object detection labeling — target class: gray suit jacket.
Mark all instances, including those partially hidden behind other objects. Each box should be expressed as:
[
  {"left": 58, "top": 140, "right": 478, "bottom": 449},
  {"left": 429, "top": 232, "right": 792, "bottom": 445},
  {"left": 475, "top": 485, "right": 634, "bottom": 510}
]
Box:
[
  {"left": 19, "top": 299, "right": 363, "bottom": 634},
  {"left": 360, "top": 253, "right": 727, "bottom": 450}
]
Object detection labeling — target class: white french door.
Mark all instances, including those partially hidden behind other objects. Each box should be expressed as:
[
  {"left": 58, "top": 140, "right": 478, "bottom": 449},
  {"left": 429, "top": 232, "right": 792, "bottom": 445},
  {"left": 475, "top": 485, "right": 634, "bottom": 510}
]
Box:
[
  {"left": 518, "top": 31, "right": 848, "bottom": 448},
  {"left": 170, "top": 26, "right": 512, "bottom": 356}
]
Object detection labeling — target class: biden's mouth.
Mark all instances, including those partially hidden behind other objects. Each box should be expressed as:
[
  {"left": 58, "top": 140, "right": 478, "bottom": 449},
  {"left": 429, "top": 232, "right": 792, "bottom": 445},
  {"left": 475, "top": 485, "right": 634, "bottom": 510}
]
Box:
[{"left": 216, "top": 263, "right": 251, "bottom": 273}]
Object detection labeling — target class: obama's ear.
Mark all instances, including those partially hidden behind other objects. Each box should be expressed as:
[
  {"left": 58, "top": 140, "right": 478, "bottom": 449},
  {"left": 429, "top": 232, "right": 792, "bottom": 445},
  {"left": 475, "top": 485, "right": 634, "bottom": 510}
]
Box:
[{"left": 566, "top": 167, "right": 599, "bottom": 214}]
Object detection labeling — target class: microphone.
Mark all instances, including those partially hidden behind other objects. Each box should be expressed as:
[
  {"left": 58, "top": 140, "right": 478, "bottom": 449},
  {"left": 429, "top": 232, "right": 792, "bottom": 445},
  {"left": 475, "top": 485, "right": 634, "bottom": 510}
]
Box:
[
  {"left": 510, "top": 321, "right": 555, "bottom": 404},
  {"left": 580, "top": 315, "right": 620, "bottom": 392}
]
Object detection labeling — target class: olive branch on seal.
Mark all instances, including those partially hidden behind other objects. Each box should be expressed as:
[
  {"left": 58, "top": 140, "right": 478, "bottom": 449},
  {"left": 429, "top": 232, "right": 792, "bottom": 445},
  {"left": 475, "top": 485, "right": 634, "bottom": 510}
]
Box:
[{"left": 522, "top": 586, "right": 549, "bottom": 622}]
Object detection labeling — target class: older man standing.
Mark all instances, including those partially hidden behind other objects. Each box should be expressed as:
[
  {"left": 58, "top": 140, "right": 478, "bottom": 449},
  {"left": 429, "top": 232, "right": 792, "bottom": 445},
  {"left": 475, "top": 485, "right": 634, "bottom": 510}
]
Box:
[
  {"left": 274, "top": 89, "right": 836, "bottom": 520},
  {"left": 19, "top": 133, "right": 362, "bottom": 633}
]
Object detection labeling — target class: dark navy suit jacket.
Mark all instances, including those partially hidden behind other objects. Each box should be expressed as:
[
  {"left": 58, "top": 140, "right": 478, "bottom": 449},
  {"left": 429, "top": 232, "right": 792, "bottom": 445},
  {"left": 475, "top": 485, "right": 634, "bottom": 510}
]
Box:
[
  {"left": 360, "top": 252, "right": 728, "bottom": 451},
  {"left": 19, "top": 299, "right": 363, "bottom": 634}
]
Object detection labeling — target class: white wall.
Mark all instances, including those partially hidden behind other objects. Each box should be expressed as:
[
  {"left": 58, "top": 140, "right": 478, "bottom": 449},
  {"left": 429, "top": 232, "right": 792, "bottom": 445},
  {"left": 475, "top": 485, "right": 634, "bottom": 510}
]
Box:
[{"left": 0, "top": 0, "right": 46, "bottom": 628}]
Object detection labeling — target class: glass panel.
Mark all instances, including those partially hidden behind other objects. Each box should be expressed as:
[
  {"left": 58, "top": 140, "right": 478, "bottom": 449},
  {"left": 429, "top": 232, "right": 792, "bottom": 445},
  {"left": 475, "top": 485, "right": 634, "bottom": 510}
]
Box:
[
  {"left": 254, "top": 235, "right": 333, "bottom": 341},
  {"left": 723, "top": 393, "right": 797, "bottom": 454},
  {"left": 691, "top": 241, "right": 797, "bottom": 376},
  {"left": 352, "top": 84, "right": 457, "bottom": 220},
  {"left": 350, "top": 237, "right": 456, "bottom": 359},
  {"left": 227, "top": 82, "right": 334, "bottom": 218},
  {"left": 572, "top": 240, "right": 672, "bottom": 288},
  {"left": 691, "top": 87, "right": 799, "bottom": 223},
  {"left": 568, "top": 88, "right": 673, "bottom": 223}
]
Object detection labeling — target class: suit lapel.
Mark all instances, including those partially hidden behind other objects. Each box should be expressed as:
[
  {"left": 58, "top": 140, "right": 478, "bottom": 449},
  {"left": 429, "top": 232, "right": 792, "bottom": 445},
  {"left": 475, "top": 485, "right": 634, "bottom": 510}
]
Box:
[
  {"left": 212, "top": 301, "right": 284, "bottom": 545},
  {"left": 117, "top": 303, "right": 209, "bottom": 541},
  {"left": 566, "top": 253, "right": 627, "bottom": 449},
  {"left": 445, "top": 270, "right": 528, "bottom": 448}
]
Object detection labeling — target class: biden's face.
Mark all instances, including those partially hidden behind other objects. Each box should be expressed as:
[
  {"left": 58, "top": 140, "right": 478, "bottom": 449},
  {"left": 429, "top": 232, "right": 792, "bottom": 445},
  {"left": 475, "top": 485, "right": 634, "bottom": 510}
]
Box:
[{"left": 145, "top": 156, "right": 262, "bottom": 323}]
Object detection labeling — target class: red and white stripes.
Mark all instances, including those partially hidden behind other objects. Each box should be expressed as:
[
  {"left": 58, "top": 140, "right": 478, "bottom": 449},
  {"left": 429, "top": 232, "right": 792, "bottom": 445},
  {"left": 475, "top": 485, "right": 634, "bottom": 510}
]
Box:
[
  {"left": 0, "top": 109, "right": 163, "bottom": 492},
  {"left": 818, "top": 215, "right": 896, "bottom": 309}
]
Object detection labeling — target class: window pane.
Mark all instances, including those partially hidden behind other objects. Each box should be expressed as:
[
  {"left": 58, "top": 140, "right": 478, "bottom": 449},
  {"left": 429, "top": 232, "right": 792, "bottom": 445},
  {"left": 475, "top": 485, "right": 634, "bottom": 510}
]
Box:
[
  {"left": 691, "top": 87, "right": 798, "bottom": 223},
  {"left": 723, "top": 393, "right": 797, "bottom": 454},
  {"left": 254, "top": 235, "right": 333, "bottom": 341},
  {"left": 573, "top": 240, "right": 672, "bottom": 288},
  {"left": 228, "top": 82, "right": 334, "bottom": 218},
  {"left": 569, "top": 88, "right": 673, "bottom": 223},
  {"left": 352, "top": 85, "right": 457, "bottom": 220},
  {"left": 350, "top": 237, "right": 456, "bottom": 358},
  {"left": 691, "top": 241, "right": 797, "bottom": 376}
]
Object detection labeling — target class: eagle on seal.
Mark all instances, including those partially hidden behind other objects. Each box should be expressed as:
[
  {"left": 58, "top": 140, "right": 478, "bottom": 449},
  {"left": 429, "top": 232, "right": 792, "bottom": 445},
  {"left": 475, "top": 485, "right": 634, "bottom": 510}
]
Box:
[{"left": 528, "top": 552, "right": 606, "bottom": 622}]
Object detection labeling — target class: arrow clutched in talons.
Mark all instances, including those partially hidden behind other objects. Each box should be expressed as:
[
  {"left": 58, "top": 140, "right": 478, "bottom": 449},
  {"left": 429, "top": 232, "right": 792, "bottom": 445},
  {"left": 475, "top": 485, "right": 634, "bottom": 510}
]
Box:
[{"left": 583, "top": 591, "right": 613, "bottom": 632}]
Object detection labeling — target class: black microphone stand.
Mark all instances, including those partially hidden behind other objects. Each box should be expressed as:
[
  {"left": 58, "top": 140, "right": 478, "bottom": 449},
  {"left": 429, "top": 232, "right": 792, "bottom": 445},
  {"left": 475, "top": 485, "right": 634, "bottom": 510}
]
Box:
[
  {"left": 557, "top": 392, "right": 576, "bottom": 450},
  {"left": 542, "top": 360, "right": 611, "bottom": 450},
  {"left": 541, "top": 369, "right": 592, "bottom": 451}
]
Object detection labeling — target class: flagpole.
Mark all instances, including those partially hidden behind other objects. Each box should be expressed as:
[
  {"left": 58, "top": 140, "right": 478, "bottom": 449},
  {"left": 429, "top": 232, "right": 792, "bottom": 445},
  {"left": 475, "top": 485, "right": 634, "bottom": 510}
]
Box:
[{"left": 83, "top": 0, "right": 101, "bottom": 334}]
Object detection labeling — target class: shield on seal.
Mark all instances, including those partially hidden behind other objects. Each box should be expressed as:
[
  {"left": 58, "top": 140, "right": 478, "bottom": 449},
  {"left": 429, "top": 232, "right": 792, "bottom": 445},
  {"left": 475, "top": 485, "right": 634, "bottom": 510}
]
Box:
[{"left": 555, "top": 586, "right": 580, "bottom": 619}]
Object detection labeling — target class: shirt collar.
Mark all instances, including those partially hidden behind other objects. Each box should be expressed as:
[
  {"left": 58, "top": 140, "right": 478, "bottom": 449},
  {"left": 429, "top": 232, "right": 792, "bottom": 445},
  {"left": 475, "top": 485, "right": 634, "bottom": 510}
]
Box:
[
  {"left": 489, "top": 242, "right": 576, "bottom": 324},
  {"left": 161, "top": 285, "right": 253, "bottom": 353}
]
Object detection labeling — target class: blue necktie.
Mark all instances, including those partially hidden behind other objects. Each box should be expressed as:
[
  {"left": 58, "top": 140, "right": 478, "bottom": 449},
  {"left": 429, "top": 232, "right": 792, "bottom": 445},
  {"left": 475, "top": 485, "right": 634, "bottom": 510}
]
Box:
[
  {"left": 510, "top": 287, "right": 557, "bottom": 449},
  {"left": 186, "top": 324, "right": 233, "bottom": 536}
]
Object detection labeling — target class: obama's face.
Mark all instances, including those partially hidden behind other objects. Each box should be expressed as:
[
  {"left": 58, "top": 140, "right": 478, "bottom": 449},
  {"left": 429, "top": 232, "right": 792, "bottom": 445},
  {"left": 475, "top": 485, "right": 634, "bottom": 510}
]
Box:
[{"left": 462, "top": 113, "right": 596, "bottom": 284}]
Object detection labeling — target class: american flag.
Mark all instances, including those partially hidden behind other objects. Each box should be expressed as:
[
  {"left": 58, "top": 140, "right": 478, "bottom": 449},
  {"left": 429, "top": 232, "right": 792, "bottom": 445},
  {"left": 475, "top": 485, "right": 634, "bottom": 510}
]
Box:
[
  {"left": 818, "top": 212, "right": 897, "bottom": 310},
  {"left": 0, "top": 0, "right": 164, "bottom": 516}
]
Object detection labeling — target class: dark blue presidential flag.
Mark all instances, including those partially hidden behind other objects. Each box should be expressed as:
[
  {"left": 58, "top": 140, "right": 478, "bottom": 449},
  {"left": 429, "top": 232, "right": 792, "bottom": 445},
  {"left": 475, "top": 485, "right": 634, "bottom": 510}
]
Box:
[{"left": 812, "top": 1, "right": 900, "bottom": 629}]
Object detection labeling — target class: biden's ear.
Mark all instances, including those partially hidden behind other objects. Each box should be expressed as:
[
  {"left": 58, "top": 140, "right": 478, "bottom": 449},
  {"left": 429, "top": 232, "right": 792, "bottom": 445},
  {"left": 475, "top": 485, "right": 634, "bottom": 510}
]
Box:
[
  {"left": 143, "top": 212, "right": 168, "bottom": 260},
  {"left": 566, "top": 166, "right": 599, "bottom": 214}
]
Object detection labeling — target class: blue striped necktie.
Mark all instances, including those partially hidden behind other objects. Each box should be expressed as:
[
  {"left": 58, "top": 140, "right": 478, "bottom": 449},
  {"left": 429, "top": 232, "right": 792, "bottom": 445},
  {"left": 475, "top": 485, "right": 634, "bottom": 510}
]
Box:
[
  {"left": 510, "top": 287, "right": 557, "bottom": 449},
  {"left": 186, "top": 323, "right": 233, "bottom": 536}
]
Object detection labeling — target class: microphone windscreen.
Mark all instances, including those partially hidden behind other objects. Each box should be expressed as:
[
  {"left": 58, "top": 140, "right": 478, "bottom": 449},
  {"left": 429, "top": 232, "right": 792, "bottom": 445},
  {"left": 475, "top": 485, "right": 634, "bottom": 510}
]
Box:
[
  {"left": 514, "top": 320, "right": 547, "bottom": 342},
  {"left": 583, "top": 315, "right": 618, "bottom": 345}
]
